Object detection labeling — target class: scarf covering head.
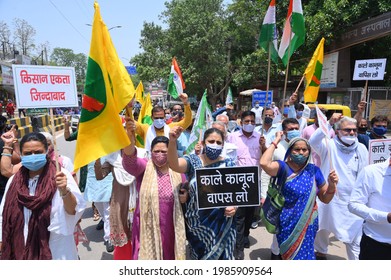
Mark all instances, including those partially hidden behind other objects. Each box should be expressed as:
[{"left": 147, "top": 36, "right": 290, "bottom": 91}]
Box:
[
  {"left": 1, "top": 160, "right": 57, "bottom": 260},
  {"left": 284, "top": 137, "right": 312, "bottom": 166},
  {"left": 138, "top": 160, "right": 186, "bottom": 260}
]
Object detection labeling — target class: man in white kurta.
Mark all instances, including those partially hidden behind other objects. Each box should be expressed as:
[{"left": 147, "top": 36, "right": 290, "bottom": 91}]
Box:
[{"left": 309, "top": 115, "right": 368, "bottom": 260}]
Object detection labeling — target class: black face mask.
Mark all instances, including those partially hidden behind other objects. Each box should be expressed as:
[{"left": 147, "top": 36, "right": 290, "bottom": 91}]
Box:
[
  {"left": 264, "top": 117, "right": 273, "bottom": 124},
  {"left": 358, "top": 126, "right": 368, "bottom": 133}
]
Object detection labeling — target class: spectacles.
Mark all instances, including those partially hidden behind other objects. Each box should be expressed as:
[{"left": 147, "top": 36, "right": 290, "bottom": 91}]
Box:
[{"left": 341, "top": 128, "right": 357, "bottom": 133}]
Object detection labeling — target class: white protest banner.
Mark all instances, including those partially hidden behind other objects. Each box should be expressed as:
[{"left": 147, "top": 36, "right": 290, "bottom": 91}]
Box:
[
  {"left": 353, "top": 58, "right": 387, "bottom": 80},
  {"left": 315, "top": 105, "right": 330, "bottom": 139},
  {"left": 12, "top": 64, "right": 79, "bottom": 108},
  {"left": 368, "top": 139, "right": 391, "bottom": 165}
]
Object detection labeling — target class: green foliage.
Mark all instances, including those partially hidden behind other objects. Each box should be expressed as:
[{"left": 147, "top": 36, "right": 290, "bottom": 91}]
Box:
[{"left": 50, "top": 48, "right": 87, "bottom": 92}]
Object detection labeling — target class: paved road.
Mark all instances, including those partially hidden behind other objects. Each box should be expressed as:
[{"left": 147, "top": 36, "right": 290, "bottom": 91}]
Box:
[{"left": 56, "top": 130, "right": 348, "bottom": 261}]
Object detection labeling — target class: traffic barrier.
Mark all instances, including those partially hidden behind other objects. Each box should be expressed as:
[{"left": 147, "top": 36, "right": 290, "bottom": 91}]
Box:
[{"left": 8, "top": 115, "right": 64, "bottom": 139}]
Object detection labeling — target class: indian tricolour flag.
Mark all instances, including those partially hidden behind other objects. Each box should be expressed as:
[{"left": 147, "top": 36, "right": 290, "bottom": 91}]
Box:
[
  {"left": 258, "top": 0, "right": 279, "bottom": 64},
  {"left": 278, "top": 0, "right": 305, "bottom": 66},
  {"left": 167, "top": 57, "right": 185, "bottom": 99}
]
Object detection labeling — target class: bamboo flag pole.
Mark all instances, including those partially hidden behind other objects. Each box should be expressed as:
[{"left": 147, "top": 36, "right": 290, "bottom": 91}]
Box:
[{"left": 49, "top": 107, "right": 60, "bottom": 172}]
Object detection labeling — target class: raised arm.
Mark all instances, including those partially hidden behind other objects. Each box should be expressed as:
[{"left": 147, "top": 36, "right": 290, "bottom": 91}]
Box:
[
  {"left": 171, "top": 93, "right": 192, "bottom": 130},
  {"left": 353, "top": 100, "right": 366, "bottom": 125},
  {"left": 260, "top": 131, "right": 283, "bottom": 177},
  {"left": 168, "top": 126, "right": 189, "bottom": 174}
]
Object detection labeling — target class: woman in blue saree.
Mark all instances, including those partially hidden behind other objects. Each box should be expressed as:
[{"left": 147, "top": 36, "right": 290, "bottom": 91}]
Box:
[
  {"left": 260, "top": 133, "right": 339, "bottom": 260},
  {"left": 168, "top": 126, "right": 237, "bottom": 260}
]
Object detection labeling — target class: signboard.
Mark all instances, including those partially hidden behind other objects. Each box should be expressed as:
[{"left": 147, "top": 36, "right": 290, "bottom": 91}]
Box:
[
  {"left": 125, "top": 65, "right": 137, "bottom": 75},
  {"left": 195, "top": 166, "right": 260, "bottom": 210},
  {"left": 12, "top": 65, "right": 79, "bottom": 109},
  {"left": 320, "top": 52, "right": 338, "bottom": 88},
  {"left": 368, "top": 139, "right": 391, "bottom": 165},
  {"left": 353, "top": 58, "right": 387, "bottom": 80},
  {"left": 26, "top": 108, "right": 48, "bottom": 116},
  {"left": 252, "top": 90, "right": 273, "bottom": 108},
  {"left": 0, "top": 64, "right": 13, "bottom": 85}
]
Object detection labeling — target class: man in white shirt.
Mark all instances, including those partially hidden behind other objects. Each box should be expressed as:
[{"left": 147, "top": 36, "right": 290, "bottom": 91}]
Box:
[
  {"left": 348, "top": 158, "right": 391, "bottom": 260},
  {"left": 309, "top": 114, "right": 368, "bottom": 260},
  {"left": 251, "top": 101, "right": 263, "bottom": 126}
]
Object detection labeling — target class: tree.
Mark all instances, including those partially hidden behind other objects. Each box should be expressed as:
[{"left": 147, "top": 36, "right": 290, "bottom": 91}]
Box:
[
  {"left": 0, "top": 21, "right": 12, "bottom": 59},
  {"left": 50, "top": 48, "right": 87, "bottom": 92},
  {"left": 13, "top": 18, "right": 36, "bottom": 56}
]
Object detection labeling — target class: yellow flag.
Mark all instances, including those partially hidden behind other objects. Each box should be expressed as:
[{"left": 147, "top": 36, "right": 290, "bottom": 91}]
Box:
[
  {"left": 135, "top": 81, "right": 145, "bottom": 104},
  {"left": 135, "top": 93, "right": 153, "bottom": 148},
  {"left": 73, "top": 2, "right": 135, "bottom": 171},
  {"left": 304, "top": 38, "right": 325, "bottom": 103}
]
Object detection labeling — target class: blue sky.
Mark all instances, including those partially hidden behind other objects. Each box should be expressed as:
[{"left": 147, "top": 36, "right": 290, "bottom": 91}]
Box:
[{"left": 0, "top": 0, "right": 167, "bottom": 65}]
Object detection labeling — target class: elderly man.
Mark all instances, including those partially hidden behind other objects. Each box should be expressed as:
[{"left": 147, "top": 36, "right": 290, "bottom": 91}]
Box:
[{"left": 309, "top": 114, "right": 368, "bottom": 260}]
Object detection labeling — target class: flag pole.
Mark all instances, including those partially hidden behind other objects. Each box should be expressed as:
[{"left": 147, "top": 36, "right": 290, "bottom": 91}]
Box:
[
  {"left": 281, "top": 30, "right": 293, "bottom": 117},
  {"left": 262, "top": 42, "right": 272, "bottom": 137}
]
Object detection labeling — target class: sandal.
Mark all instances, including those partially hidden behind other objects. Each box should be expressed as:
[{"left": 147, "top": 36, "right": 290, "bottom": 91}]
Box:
[{"left": 93, "top": 212, "right": 101, "bottom": 221}]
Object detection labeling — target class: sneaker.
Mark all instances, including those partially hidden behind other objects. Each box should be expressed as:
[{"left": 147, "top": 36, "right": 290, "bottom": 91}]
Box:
[
  {"left": 96, "top": 219, "right": 104, "bottom": 230},
  {"left": 104, "top": 240, "right": 114, "bottom": 253},
  {"left": 251, "top": 221, "right": 259, "bottom": 229}
]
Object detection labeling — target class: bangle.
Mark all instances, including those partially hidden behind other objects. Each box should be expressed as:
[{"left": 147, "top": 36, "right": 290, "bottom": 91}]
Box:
[
  {"left": 1, "top": 153, "right": 12, "bottom": 157},
  {"left": 3, "top": 146, "right": 13, "bottom": 151},
  {"left": 271, "top": 142, "right": 278, "bottom": 149},
  {"left": 60, "top": 187, "right": 71, "bottom": 198}
]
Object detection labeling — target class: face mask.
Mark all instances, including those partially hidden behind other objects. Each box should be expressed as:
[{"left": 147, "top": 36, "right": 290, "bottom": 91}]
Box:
[
  {"left": 21, "top": 154, "right": 47, "bottom": 171},
  {"left": 151, "top": 152, "right": 167, "bottom": 167},
  {"left": 165, "top": 114, "right": 171, "bottom": 120},
  {"left": 264, "top": 117, "right": 273, "bottom": 124},
  {"left": 296, "top": 111, "right": 303, "bottom": 118},
  {"left": 205, "top": 144, "right": 223, "bottom": 160},
  {"left": 339, "top": 135, "right": 356, "bottom": 146},
  {"left": 255, "top": 104, "right": 259, "bottom": 108},
  {"left": 153, "top": 119, "right": 165, "bottom": 129},
  {"left": 227, "top": 121, "right": 237, "bottom": 132},
  {"left": 358, "top": 126, "right": 367, "bottom": 133},
  {"left": 290, "top": 154, "right": 308, "bottom": 165},
  {"left": 372, "top": 126, "right": 387, "bottom": 136},
  {"left": 287, "top": 129, "right": 300, "bottom": 141},
  {"left": 242, "top": 124, "right": 255, "bottom": 133},
  {"left": 283, "top": 107, "right": 289, "bottom": 115}
]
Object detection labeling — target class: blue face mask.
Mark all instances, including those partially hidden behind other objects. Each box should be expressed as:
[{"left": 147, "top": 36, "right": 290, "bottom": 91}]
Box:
[
  {"left": 153, "top": 119, "right": 165, "bottom": 129},
  {"left": 290, "top": 153, "right": 308, "bottom": 165},
  {"left": 287, "top": 129, "right": 300, "bottom": 141},
  {"left": 296, "top": 111, "right": 303, "bottom": 118},
  {"left": 372, "top": 126, "right": 387, "bottom": 136},
  {"left": 205, "top": 144, "right": 223, "bottom": 160},
  {"left": 283, "top": 107, "right": 289, "bottom": 115},
  {"left": 21, "top": 154, "right": 47, "bottom": 171}
]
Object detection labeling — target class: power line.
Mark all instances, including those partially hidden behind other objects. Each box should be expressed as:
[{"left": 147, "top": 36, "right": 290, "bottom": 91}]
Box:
[{"left": 48, "top": 0, "right": 89, "bottom": 44}]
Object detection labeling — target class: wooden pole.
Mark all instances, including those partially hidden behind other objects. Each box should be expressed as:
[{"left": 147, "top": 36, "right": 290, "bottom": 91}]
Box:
[
  {"left": 49, "top": 108, "right": 60, "bottom": 172},
  {"left": 280, "top": 30, "right": 293, "bottom": 118}
]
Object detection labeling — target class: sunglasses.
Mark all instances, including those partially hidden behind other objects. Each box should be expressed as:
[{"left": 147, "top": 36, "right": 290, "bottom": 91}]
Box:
[{"left": 341, "top": 128, "right": 357, "bottom": 133}]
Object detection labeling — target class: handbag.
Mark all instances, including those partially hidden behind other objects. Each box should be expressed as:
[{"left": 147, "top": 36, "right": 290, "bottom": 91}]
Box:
[{"left": 260, "top": 164, "right": 289, "bottom": 234}]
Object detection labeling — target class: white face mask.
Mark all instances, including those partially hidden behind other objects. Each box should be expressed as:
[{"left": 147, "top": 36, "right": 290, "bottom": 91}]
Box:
[
  {"left": 242, "top": 124, "right": 255, "bottom": 133},
  {"left": 339, "top": 135, "right": 356, "bottom": 146},
  {"left": 153, "top": 119, "right": 165, "bottom": 129}
]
